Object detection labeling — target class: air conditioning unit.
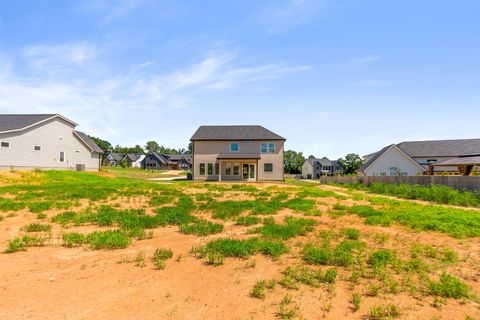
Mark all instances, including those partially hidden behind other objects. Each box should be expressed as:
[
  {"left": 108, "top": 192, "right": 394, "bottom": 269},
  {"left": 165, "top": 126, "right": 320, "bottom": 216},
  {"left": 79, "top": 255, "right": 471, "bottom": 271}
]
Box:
[{"left": 76, "top": 164, "right": 86, "bottom": 172}]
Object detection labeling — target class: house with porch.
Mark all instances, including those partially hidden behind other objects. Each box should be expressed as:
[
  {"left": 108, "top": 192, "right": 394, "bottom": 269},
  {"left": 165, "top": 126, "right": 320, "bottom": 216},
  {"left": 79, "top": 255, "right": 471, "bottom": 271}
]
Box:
[{"left": 190, "top": 125, "right": 285, "bottom": 181}]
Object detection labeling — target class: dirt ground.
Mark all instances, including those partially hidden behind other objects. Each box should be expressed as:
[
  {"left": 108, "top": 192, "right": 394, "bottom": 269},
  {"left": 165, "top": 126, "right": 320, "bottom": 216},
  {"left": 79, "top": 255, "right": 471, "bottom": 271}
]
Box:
[{"left": 1, "top": 183, "right": 479, "bottom": 320}]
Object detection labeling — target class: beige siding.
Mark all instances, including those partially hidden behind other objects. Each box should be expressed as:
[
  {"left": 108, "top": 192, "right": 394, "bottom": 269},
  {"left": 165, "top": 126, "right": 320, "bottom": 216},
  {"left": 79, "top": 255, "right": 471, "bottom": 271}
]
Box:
[
  {"left": 193, "top": 140, "right": 284, "bottom": 181},
  {"left": 0, "top": 118, "right": 100, "bottom": 171},
  {"left": 302, "top": 161, "right": 313, "bottom": 178}
]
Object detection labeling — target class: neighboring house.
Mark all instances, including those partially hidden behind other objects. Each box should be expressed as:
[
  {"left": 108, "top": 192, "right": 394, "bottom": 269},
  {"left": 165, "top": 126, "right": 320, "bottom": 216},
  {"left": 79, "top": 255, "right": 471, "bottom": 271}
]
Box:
[
  {"left": 359, "top": 139, "right": 480, "bottom": 176},
  {"left": 123, "top": 154, "right": 145, "bottom": 168},
  {"left": 190, "top": 125, "right": 286, "bottom": 181},
  {"left": 103, "top": 152, "right": 125, "bottom": 166},
  {"left": 140, "top": 152, "right": 192, "bottom": 170},
  {"left": 302, "top": 157, "right": 344, "bottom": 179},
  {"left": 0, "top": 114, "right": 103, "bottom": 171}
]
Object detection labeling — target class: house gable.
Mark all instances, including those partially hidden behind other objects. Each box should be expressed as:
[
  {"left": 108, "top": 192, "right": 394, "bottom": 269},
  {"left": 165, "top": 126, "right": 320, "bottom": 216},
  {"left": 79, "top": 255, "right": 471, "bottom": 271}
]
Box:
[{"left": 361, "top": 145, "right": 425, "bottom": 176}]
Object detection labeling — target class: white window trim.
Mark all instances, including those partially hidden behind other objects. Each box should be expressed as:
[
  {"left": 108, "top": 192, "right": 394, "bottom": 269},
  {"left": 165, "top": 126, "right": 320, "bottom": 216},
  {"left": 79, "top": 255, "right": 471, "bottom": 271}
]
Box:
[
  {"left": 230, "top": 143, "right": 239, "bottom": 153},
  {"left": 1, "top": 141, "right": 10, "bottom": 148},
  {"left": 59, "top": 151, "right": 66, "bottom": 163}
]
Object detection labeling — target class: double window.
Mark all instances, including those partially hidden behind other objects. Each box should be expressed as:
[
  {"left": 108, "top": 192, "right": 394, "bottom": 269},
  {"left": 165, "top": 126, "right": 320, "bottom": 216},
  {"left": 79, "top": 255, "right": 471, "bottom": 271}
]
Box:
[
  {"left": 199, "top": 163, "right": 220, "bottom": 176},
  {"left": 261, "top": 142, "right": 275, "bottom": 153},
  {"left": 225, "top": 163, "right": 240, "bottom": 176}
]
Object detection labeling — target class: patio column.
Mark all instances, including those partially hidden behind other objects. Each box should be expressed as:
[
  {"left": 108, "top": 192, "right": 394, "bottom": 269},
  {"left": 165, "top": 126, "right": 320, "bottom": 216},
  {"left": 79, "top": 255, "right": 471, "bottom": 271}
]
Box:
[{"left": 218, "top": 161, "right": 222, "bottom": 182}]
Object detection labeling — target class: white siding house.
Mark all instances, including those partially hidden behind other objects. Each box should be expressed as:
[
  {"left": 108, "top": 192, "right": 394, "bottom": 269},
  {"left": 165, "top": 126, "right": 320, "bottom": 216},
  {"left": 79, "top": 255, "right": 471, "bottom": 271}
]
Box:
[
  {"left": 0, "top": 114, "right": 103, "bottom": 171},
  {"left": 359, "top": 145, "right": 425, "bottom": 176}
]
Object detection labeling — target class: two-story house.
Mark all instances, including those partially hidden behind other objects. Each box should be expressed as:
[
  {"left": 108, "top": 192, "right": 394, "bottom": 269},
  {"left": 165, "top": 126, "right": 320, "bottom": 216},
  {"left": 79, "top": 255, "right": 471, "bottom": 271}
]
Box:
[
  {"left": 302, "top": 157, "right": 344, "bottom": 179},
  {"left": 190, "top": 125, "right": 286, "bottom": 181}
]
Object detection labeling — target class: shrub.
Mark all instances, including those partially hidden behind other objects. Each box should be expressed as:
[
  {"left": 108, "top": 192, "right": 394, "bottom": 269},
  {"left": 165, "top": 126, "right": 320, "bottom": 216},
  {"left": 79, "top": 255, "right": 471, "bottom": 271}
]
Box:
[
  {"left": 368, "top": 249, "right": 395, "bottom": 270},
  {"left": 344, "top": 228, "right": 360, "bottom": 240}
]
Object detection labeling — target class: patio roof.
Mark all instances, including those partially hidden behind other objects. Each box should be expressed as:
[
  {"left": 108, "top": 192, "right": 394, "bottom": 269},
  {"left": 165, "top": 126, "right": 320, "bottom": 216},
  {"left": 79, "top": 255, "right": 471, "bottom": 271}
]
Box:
[
  {"left": 428, "top": 156, "right": 480, "bottom": 176},
  {"left": 216, "top": 153, "right": 261, "bottom": 160}
]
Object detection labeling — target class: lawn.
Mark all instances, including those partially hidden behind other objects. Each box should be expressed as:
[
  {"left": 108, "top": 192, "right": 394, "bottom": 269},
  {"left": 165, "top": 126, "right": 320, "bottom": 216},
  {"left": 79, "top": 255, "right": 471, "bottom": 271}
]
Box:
[{"left": 0, "top": 170, "right": 479, "bottom": 320}]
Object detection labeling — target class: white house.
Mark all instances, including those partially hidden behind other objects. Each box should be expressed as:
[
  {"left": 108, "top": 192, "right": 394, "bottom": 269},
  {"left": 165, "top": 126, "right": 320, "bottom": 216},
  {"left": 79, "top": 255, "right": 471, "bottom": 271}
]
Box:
[
  {"left": 0, "top": 114, "right": 103, "bottom": 171},
  {"left": 359, "top": 139, "right": 480, "bottom": 176}
]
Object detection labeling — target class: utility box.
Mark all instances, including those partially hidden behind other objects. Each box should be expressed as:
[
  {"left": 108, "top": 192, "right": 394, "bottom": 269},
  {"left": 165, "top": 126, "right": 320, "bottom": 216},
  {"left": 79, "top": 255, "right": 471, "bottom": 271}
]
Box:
[{"left": 76, "top": 164, "right": 86, "bottom": 172}]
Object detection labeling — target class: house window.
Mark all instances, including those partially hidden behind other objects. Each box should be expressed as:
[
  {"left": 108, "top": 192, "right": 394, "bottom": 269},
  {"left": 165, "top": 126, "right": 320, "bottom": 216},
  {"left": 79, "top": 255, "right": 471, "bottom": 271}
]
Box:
[
  {"left": 199, "top": 163, "right": 206, "bottom": 176},
  {"left": 427, "top": 159, "right": 437, "bottom": 163},
  {"left": 268, "top": 143, "right": 275, "bottom": 153},
  {"left": 233, "top": 163, "right": 240, "bottom": 175},
  {"left": 225, "top": 163, "right": 232, "bottom": 176},
  {"left": 59, "top": 151, "right": 65, "bottom": 163},
  {"left": 215, "top": 163, "right": 220, "bottom": 176},
  {"left": 207, "top": 163, "right": 214, "bottom": 175},
  {"left": 34, "top": 146, "right": 41, "bottom": 151},
  {"left": 230, "top": 143, "right": 239, "bottom": 152},
  {"left": 389, "top": 167, "right": 398, "bottom": 176},
  {"left": 261, "top": 142, "right": 275, "bottom": 153},
  {"left": 264, "top": 163, "right": 273, "bottom": 173},
  {"left": 1, "top": 142, "right": 10, "bottom": 148}
]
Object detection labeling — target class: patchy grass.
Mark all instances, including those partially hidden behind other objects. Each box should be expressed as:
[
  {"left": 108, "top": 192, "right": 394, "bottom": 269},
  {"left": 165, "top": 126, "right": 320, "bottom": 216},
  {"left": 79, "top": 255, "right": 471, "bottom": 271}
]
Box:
[
  {"left": 254, "top": 216, "right": 316, "bottom": 240},
  {"left": 22, "top": 223, "right": 52, "bottom": 232},
  {"left": 428, "top": 273, "right": 470, "bottom": 299},
  {"left": 235, "top": 215, "right": 261, "bottom": 226},
  {"left": 85, "top": 230, "right": 131, "bottom": 250},
  {"left": 250, "top": 279, "right": 276, "bottom": 299},
  {"left": 369, "top": 304, "right": 401, "bottom": 319},
  {"left": 280, "top": 265, "right": 337, "bottom": 290},
  {"left": 193, "top": 237, "right": 288, "bottom": 259},
  {"left": 5, "top": 235, "right": 48, "bottom": 253},
  {"left": 153, "top": 248, "right": 173, "bottom": 269},
  {"left": 179, "top": 220, "right": 224, "bottom": 236}
]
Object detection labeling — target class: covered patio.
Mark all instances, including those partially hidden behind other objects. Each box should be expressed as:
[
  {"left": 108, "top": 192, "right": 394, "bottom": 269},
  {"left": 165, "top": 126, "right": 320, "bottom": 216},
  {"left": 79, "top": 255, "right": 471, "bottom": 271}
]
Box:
[
  {"left": 216, "top": 153, "right": 261, "bottom": 182},
  {"left": 428, "top": 155, "right": 480, "bottom": 176}
]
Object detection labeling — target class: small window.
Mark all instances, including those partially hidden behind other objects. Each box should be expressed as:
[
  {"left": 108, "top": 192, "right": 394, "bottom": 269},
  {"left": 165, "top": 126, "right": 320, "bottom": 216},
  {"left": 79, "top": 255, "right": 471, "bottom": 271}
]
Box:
[
  {"left": 264, "top": 163, "right": 273, "bottom": 173},
  {"left": 427, "top": 159, "right": 437, "bottom": 163},
  {"left": 215, "top": 163, "right": 220, "bottom": 176},
  {"left": 1, "top": 142, "right": 10, "bottom": 148},
  {"left": 34, "top": 146, "right": 41, "bottom": 151},
  {"left": 207, "top": 163, "right": 214, "bottom": 175},
  {"left": 230, "top": 143, "right": 239, "bottom": 152},
  {"left": 233, "top": 163, "right": 240, "bottom": 175},
  {"left": 59, "top": 151, "right": 65, "bottom": 163},
  {"left": 199, "top": 163, "right": 206, "bottom": 175},
  {"left": 225, "top": 163, "right": 232, "bottom": 176}
]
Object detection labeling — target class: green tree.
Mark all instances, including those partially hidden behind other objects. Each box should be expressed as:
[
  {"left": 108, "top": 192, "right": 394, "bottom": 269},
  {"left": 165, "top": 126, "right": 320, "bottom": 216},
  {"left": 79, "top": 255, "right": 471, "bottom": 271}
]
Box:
[
  {"left": 145, "top": 141, "right": 160, "bottom": 153},
  {"left": 284, "top": 150, "right": 305, "bottom": 174},
  {"left": 188, "top": 142, "right": 193, "bottom": 154},
  {"left": 308, "top": 155, "right": 316, "bottom": 160},
  {"left": 338, "top": 153, "right": 364, "bottom": 175},
  {"left": 88, "top": 136, "right": 113, "bottom": 154}
]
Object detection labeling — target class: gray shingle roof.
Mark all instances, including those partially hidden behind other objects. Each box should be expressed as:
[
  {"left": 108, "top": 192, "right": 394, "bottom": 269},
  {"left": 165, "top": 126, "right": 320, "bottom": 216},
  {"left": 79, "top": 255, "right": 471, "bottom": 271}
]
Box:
[
  {"left": 190, "top": 125, "right": 285, "bottom": 141},
  {"left": 109, "top": 153, "right": 125, "bottom": 161},
  {"left": 397, "top": 139, "right": 480, "bottom": 157},
  {"left": 0, "top": 114, "right": 76, "bottom": 133},
  {"left": 306, "top": 157, "right": 332, "bottom": 167},
  {"left": 74, "top": 131, "right": 104, "bottom": 153}
]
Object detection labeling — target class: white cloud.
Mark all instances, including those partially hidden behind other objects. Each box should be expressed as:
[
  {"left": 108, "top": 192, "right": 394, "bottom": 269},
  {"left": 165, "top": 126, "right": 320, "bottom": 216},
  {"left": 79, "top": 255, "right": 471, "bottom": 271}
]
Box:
[
  {"left": 256, "top": 0, "right": 325, "bottom": 34},
  {"left": 0, "top": 43, "right": 310, "bottom": 147}
]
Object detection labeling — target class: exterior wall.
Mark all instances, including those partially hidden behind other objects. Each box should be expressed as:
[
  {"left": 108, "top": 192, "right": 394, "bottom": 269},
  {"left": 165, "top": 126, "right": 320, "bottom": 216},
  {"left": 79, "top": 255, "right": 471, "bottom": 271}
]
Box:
[
  {"left": 302, "top": 161, "right": 314, "bottom": 179},
  {"left": 363, "top": 147, "right": 424, "bottom": 176},
  {"left": 132, "top": 155, "right": 145, "bottom": 168},
  {"left": 0, "top": 118, "right": 100, "bottom": 171},
  {"left": 192, "top": 140, "right": 284, "bottom": 181}
]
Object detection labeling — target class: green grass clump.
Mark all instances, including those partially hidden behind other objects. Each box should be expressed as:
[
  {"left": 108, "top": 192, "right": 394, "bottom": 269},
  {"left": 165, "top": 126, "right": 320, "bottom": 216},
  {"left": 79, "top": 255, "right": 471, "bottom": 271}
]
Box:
[
  {"left": 280, "top": 266, "right": 337, "bottom": 290},
  {"left": 179, "top": 220, "right": 224, "bottom": 236},
  {"left": 344, "top": 228, "right": 360, "bottom": 240},
  {"left": 22, "top": 223, "right": 52, "bottom": 232},
  {"left": 255, "top": 216, "right": 316, "bottom": 240},
  {"left": 352, "top": 292, "right": 361, "bottom": 312},
  {"left": 62, "top": 232, "right": 86, "bottom": 247},
  {"left": 428, "top": 273, "right": 469, "bottom": 299},
  {"left": 235, "top": 215, "right": 261, "bottom": 226},
  {"left": 149, "top": 194, "right": 175, "bottom": 206},
  {"left": 369, "top": 304, "right": 401, "bottom": 319},
  {"left": 302, "top": 240, "right": 365, "bottom": 267},
  {"left": 296, "top": 187, "right": 347, "bottom": 200},
  {"left": 194, "top": 237, "right": 288, "bottom": 259},
  {"left": 348, "top": 205, "right": 392, "bottom": 226},
  {"left": 284, "top": 198, "right": 315, "bottom": 212},
  {"left": 27, "top": 201, "right": 53, "bottom": 213},
  {"left": 85, "top": 230, "right": 131, "bottom": 250},
  {"left": 153, "top": 248, "right": 173, "bottom": 269},
  {"left": 368, "top": 249, "right": 396, "bottom": 270},
  {"left": 5, "top": 235, "right": 47, "bottom": 253},
  {"left": 278, "top": 294, "right": 300, "bottom": 320},
  {"left": 251, "top": 279, "right": 276, "bottom": 299}
]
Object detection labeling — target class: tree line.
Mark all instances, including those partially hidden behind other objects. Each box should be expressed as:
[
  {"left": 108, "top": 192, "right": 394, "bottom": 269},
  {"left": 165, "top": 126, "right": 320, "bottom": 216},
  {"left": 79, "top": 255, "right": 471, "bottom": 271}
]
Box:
[
  {"left": 88, "top": 136, "right": 192, "bottom": 155},
  {"left": 283, "top": 150, "right": 364, "bottom": 175}
]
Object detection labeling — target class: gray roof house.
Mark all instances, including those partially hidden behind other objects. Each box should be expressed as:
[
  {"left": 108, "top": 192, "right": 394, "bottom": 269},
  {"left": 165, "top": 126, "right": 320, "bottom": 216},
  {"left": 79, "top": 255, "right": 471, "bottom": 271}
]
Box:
[
  {"left": 140, "top": 152, "right": 192, "bottom": 170},
  {"left": 360, "top": 138, "right": 480, "bottom": 176},
  {"left": 302, "top": 157, "right": 343, "bottom": 179},
  {"left": 190, "top": 125, "right": 285, "bottom": 181},
  {"left": 0, "top": 114, "right": 103, "bottom": 171}
]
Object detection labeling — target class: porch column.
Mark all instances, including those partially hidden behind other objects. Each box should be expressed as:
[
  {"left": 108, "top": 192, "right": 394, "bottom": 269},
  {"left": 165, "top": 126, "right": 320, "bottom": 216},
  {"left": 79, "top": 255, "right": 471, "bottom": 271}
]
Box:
[{"left": 218, "top": 161, "right": 222, "bottom": 182}]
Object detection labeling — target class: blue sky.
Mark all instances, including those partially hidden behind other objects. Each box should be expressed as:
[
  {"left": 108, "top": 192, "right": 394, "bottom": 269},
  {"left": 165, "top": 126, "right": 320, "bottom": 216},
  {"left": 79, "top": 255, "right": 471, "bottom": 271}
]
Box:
[{"left": 0, "top": 0, "right": 479, "bottom": 158}]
